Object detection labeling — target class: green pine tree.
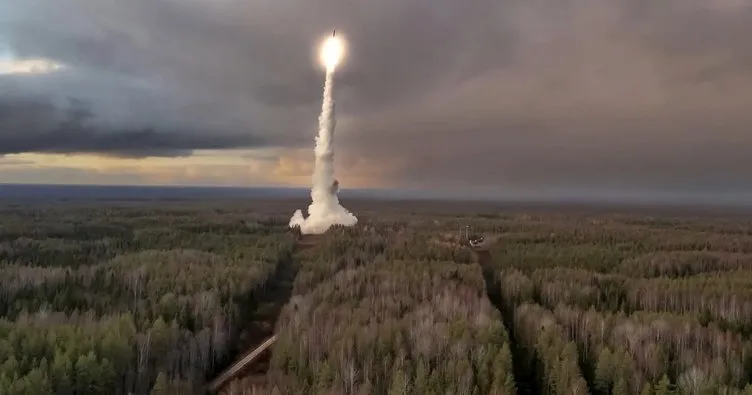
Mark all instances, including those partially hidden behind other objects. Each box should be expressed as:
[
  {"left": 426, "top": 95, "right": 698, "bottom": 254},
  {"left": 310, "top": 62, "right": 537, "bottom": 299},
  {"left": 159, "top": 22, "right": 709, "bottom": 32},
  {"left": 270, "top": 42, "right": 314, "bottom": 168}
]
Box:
[
  {"left": 654, "top": 375, "right": 673, "bottom": 395},
  {"left": 74, "top": 351, "right": 100, "bottom": 395},
  {"left": 388, "top": 368, "right": 408, "bottom": 395},
  {"left": 593, "top": 348, "right": 613, "bottom": 395},
  {"left": 612, "top": 377, "right": 629, "bottom": 395},
  {"left": 50, "top": 350, "right": 74, "bottom": 395},
  {"left": 413, "top": 359, "right": 429, "bottom": 394},
  {"left": 23, "top": 368, "right": 53, "bottom": 395},
  {"left": 150, "top": 372, "right": 169, "bottom": 395}
]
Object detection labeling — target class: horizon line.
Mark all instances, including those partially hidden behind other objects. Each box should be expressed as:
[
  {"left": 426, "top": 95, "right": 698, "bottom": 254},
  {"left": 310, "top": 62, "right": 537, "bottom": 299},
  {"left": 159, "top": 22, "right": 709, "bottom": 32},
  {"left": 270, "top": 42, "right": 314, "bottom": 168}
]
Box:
[{"left": 0, "top": 182, "right": 751, "bottom": 209}]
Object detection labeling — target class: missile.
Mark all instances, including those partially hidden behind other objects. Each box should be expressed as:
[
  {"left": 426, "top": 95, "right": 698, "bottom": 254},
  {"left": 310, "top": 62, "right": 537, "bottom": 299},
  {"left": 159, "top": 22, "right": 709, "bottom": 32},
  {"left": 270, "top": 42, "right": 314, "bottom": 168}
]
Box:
[{"left": 332, "top": 30, "right": 336, "bottom": 37}]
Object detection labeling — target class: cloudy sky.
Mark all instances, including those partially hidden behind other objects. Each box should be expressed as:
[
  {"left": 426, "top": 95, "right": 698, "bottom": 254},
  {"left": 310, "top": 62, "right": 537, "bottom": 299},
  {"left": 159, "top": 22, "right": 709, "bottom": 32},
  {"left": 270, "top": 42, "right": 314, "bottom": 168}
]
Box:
[{"left": 1, "top": 0, "right": 751, "bottom": 201}]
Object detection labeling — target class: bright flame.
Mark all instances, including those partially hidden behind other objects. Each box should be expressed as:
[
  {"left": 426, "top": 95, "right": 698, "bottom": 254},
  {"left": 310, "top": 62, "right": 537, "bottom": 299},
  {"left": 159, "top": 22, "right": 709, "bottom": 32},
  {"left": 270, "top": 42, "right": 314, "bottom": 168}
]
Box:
[{"left": 320, "top": 36, "right": 345, "bottom": 69}]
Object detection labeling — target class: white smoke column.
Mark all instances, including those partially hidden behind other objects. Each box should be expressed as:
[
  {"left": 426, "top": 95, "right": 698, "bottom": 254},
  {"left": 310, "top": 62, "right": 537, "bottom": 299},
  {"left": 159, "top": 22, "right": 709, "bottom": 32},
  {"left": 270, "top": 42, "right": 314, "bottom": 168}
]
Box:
[{"left": 289, "top": 38, "right": 357, "bottom": 234}]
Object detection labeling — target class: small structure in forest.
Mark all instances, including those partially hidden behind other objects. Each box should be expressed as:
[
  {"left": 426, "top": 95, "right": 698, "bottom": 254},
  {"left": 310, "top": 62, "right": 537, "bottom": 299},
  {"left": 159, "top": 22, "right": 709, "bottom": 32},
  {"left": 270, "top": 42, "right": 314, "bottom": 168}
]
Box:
[
  {"left": 468, "top": 234, "right": 485, "bottom": 248},
  {"left": 459, "top": 225, "right": 486, "bottom": 248}
]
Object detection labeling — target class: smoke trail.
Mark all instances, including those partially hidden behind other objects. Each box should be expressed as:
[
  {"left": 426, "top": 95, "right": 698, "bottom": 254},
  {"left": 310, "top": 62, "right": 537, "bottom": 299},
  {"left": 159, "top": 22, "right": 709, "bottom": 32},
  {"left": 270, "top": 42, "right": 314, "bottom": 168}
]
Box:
[{"left": 289, "top": 65, "right": 357, "bottom": 234}]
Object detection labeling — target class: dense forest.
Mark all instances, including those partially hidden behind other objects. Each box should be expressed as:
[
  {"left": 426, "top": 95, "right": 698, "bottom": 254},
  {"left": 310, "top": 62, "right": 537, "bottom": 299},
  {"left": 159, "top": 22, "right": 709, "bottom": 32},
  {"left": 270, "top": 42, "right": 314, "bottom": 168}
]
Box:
[
  {"left": 2, "top": 200, "right": 752, "bottom": 394},
  {"left": 0, "top": 202, "right": 295, "bottom": 394}
]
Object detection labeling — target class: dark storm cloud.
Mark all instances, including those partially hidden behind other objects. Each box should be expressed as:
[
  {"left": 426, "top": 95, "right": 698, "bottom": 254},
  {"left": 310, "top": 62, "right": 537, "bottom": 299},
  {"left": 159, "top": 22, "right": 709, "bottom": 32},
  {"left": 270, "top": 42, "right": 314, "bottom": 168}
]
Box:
[
  {"left": 0, "top": 92, "right": 270, "bottom": 157},
  {"left": 2, "top": 0, "right": 752, "bottom": 196}
]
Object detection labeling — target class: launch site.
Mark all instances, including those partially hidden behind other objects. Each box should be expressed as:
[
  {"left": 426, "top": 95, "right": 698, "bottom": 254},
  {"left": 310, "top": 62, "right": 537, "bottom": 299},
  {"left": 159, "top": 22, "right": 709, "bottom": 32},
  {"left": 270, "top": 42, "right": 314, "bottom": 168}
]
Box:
[{"left": 2, "top": 0, "right": 752, "bottom": 394}]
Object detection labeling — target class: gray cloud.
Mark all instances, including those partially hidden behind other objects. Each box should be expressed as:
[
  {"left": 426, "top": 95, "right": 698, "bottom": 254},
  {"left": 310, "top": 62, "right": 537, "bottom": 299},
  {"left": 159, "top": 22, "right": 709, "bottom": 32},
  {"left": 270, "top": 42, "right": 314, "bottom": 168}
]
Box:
[
  {"left": 0, "top": 90, "right": 270, "bottom": 157},
  {"left": 1, "top": 0, "right": 752, "bottom": 197}
]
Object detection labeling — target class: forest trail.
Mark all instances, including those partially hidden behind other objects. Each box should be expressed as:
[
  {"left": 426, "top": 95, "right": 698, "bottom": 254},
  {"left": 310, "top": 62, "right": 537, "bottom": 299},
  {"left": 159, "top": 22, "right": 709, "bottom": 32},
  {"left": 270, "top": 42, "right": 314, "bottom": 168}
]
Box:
[
  {"left": 206, "top": 336, "right": 276, "bottom": 392},
  {"left": 207, "top": 248, "right": 300, "bottom": 393},
  {"left": 474, "top": 247, "right": 539, "bottom": 395}
]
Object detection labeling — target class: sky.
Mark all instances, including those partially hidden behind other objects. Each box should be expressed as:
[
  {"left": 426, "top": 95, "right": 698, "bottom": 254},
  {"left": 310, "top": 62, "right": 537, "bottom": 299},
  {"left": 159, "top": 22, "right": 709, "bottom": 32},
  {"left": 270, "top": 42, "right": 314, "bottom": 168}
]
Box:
[{"left": 1, "top": 0, "right": 752, "bottom": 202}]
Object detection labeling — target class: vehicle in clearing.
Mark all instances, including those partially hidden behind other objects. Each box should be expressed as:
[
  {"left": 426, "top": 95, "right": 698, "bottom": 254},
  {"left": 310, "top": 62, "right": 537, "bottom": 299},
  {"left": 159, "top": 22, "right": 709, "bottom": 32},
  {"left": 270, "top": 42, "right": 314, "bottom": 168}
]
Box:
[{"left": 468, "top": 235, "right": 485, "bottom": 248}]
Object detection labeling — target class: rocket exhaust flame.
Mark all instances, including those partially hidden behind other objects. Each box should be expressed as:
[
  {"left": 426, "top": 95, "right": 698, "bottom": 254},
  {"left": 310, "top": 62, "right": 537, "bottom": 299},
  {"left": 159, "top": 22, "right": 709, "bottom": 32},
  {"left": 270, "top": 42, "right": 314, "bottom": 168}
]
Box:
[
  {"left": 289, "top": 35, "right": 357, "bottom": 235},
  {"left": 320, "top": 35, "right": 344, "bottom": 70}
]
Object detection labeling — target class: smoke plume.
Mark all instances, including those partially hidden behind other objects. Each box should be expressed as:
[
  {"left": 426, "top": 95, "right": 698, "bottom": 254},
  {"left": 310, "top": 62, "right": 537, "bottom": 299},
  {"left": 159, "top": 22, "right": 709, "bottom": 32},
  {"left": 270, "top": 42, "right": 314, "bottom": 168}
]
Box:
[{"left": 289, "top": 65, "right": 357, "bottom": 234}]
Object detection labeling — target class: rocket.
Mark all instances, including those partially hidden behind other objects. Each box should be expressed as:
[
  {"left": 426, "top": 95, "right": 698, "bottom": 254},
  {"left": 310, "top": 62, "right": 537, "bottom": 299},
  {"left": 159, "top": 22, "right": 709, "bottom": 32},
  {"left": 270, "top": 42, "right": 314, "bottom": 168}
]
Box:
[{"left": 332, "top": 30, "right": 336, "bottom": 37}]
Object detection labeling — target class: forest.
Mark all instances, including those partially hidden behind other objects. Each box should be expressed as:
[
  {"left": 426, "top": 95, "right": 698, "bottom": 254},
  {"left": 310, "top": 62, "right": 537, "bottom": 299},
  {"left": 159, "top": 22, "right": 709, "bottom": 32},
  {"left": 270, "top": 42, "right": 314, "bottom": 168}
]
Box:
[{"left": 1, "top": 199, "right": 752, "bottom": 395}]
